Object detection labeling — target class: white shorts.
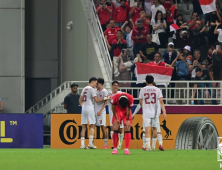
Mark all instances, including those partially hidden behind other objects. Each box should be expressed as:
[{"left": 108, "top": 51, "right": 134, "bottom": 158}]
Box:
[
  {"left": 143, "top": 117, "right": 161, "bottom": 133},
  {"left": 81, "top": 109, "right": 96, "bottom": 125},
  {"left": 109, "top": 113, "right": 124, "bottom": 128},
  {"left": 95, "top": 110, "right": 106, "bottom": 126}
]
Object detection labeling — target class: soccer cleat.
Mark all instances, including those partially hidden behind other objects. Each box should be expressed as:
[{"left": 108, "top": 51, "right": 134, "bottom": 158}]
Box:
[
  {"left": 159, "top": 145, "right": 165, "bottom": 151},
  {"left": 104, "top": 146, "right": 108, "bottom": 149},
  {"left": 112, "top": 149, "right": 118, "bottom": 155},
  {"left": 88, "top": 144, "right": 97, "bottom": 149},
  {"left": 117, "top": 145, "right": 122, "bottom": 149},
  {"left": 124, "top": 149, "right": 130, "bottom": 155},
  {"left": 142, "top": 146, "right": 146, "bottom": 151},
  {"left": 145, "top": 148, "right": 151, "bottom": 151},
  {"left": 151, "top": 147, "right": 156, "bottom": 151},
  {"left": 80, "top": 145, "right": 86, "bottom": 149}
]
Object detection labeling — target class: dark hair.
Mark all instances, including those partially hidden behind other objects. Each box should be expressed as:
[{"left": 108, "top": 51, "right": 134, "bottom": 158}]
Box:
[
  {"left": 176, "top": 14, "right": 184, "bottom": 27},
  {"left": 112, "top": 81, "right": 119, "bottom": 86},
  {"left": 119, "top": 96, "right": 129, "bottom": 108},
  {"left": 140, "top": 9, "right": 146, "bottom": 13},
  {"left": 70, "top": 83, "right": 78, "bottom": 88},
  {"left": 110, "top": 19, "right": 115, "bottom": 23},
  {"left": 194, "top": 49, "right": 201, "bottom": 54},
  {"left": 192, "top": 12, "right": 198, "bottom": 16},
  {"left": 145, "top": 75, "right": 154, "bottom": 84},
  {"left": 97, "top": 78, "right": 104, "bottom": 85},
  {"left": 169, "top": 44, "right": 174, "bottom": 49},
  {"left": 195, "top": 67, "right": 202, "bottom": 73},
  {"left": 155, "top": 11, "right": 164, "bottom": 24},
  {"left": 89, "top": 77, "right": 97, "bottom": 83},
  {"left": 120, "top": 0, "right": 126, "bottom": 2},
  {"left": 180, "top": 51, "right": 185, "bottom": 57},
  {"left": 154, "top": 52, "right": 161, "bottom": 57},
  {"left": 146, "top": 33, "right": 152, "bottom": 37},
  {"left": 116, "top": 30, "right": 122, "bottom": 34},
  {"left": 172, "top": 0, "right": 176, "bottom": 3}
]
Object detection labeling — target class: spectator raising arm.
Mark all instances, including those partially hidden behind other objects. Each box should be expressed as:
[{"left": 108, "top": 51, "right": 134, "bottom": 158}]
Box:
[
  {"left": 214, "top": 21, "right": 221, "bottom": 34},
  {"left": 171, "top": 52, "right": 179, "bottom": 67}
]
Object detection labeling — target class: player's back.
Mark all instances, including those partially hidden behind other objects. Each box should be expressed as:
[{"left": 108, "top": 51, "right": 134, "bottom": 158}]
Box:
[
  {"left": 81, "top": 86, "right": 96, "bottom": 110},
  {"left": 139, "top": 86, "right": 162, "bottom": 118}
]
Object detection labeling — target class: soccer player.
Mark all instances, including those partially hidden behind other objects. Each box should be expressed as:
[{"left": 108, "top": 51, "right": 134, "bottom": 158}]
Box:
[
  {"left": 94, "top": 78, "right": 109, "bottom": 149},
  {"left": 111, "top": 92, "right": 134, "bottom": 155},
  {"left": 139, "top": 75, "right": 167, "bottom": 151},
  {"left": 132, "top": 82, "right": 165, "bottom": 151},
  {"left": 107, "top": 81, "right": 123, "bottom": 149},
  {"left": 79, "top": 77, "right": 106, "bottom": 149}
]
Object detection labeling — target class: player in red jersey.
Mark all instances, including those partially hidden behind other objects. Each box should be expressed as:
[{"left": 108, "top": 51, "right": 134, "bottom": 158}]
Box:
[{"left": 111, "top": 92, "right": 134, "bottom": 155}]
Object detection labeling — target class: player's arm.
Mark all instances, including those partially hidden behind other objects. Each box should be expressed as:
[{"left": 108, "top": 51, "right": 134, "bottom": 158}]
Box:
[
  {"left": 112, "top": 104, "right": 118, "bottom": 120},
  {"left": 126, "top": 107, "right": 131, "bottom": 119},
  {"left": 97, "top": 100, "right": 108, "bottom": 116},
  {"left": 79, "top": 95, "right": 83, "bottom": 107},
  {"left": 192, "top": 83, "right": 198, "bottom": 98},
  {"left": 64, "top": 96, "right": 68, "bottom": 109},
  {"left": 159, "top": 98, "right": 167, "bottom": 119},
  {"left": 132, "top": 104, "right": 141, "bottom": 118}
]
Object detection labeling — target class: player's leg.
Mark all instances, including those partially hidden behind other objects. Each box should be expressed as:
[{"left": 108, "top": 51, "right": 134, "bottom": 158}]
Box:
[
  {"left": 151, "top": 118, "right": 158, "bottom": 150},
  {"left": 117, "top": 121, "right": 124, "bottom": 149},
  {"left": 144, "top": 118, "right": 152, "bottom": 151},
  {"left": 123, "top": 114, "right": 132, "bottom": 155},
  {"left": 156, "top": 118, "right": 164, "bottom": 151},
  {"left": 88, "top": 110, "right": 97, "bottom": 149},
  {"left": 80, "top": 110, "right": 88, "bottom": 149},
  {"left": 112, "top": 116, "right": 120, "bottom": 154},
  {"left": 101, "top": 110, "right": 108, "bottom": 149},
  {"left": 109, "top": 114, "right": 114, "bottom": 139},
  {"left": 142, "top": 121, "right": 146, "bottom": 150}
]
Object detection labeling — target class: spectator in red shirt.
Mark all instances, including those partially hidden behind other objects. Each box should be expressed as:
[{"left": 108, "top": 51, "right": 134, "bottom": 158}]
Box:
[
  {"left": 112, "top": 30, "right": 127, "bottom": 77},
  {"left": 95, "top": 0, "right": 113, "bottom": 31},
  {"left": 135, "top": 9, "right": 151, "bottom": 29},
  {"left": 113, "top": 0, "right": 130, "bottom": 28},
  {"left": 161, "top": 0, "right": 171, "bottom": 11},
  {"left": 129, "top": 0, "right": 143, "bottom": 28},
  {"left": 188, "top": 12, "right": 203, "bottom": 30},
  {"left": 131, "top": 18, "right": 149, "bottom": 58},
  {"left": 105, "top": 19, "right": 121, "bottom": 60},
  {"left": 149, "top": 52, "right": 172, "bottom": 67}
]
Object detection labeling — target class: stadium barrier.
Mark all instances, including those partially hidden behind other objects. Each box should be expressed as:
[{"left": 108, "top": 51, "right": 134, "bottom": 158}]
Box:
[
  {"left": 51, "top": 106, "right": 222, "bottom": 149},
  {"left": 0, "top": 114, "right": 43, "bottom": 148}
]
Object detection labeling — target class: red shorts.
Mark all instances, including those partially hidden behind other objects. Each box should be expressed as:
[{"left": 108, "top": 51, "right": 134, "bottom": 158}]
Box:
[{"left": 112, "top": 112, "right": 132, "bottom": 126}]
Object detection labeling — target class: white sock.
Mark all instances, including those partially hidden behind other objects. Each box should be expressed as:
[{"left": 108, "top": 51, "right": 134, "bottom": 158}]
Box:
[
  {"left": 142, "top": 133, "right": 146, "bottom": 147},
  {"left": 118, "top": 133, "right": 123, "bottom": 146},
  {"left": 157, "top": 134, "right": 163, "bottom": 146},
  {"left": 110, "top": 131, "right": 114, "bottom": 139},
  {"left": 152, "top": 138, "right": 157, "bottom": 149},
  {"left": 145, "top": 138, "right": 150, "bottom": 149},
  {"left": 104, "top": 138, "right": 108, "bottom": 146},
  {"left": 89, "top": 135, "right": 93, "bottom": 145},
  {"left": 81, "top": 137, "right": 85, "bottom": 146}
]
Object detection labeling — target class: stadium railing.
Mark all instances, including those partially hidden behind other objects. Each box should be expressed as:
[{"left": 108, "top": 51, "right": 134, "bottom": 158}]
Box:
[{"left": 26, "top": 80, "right": 222, "bottom": 115}]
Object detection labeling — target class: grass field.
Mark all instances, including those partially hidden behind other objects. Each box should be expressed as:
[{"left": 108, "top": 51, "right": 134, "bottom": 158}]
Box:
[{"left": 0, "top": 147, "right": 220, "bottom": 170}]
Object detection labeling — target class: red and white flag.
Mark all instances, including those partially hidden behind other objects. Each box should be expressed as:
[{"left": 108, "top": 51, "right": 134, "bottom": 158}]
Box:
[
  {"left": 135, "top": 63, "right": 173, "bottom": 86},
  {"left": 199, "top": 0, "right": 216, "bottom": 14},
  {"left": 170, "top": 23, "right": 180, "bottom": 32}
]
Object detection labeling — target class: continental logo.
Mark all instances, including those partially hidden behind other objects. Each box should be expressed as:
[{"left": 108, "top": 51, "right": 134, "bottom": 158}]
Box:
[
  {"left": 0, "top": 121, "right": 17, "bottom": 143},
  {"left": 59, "top": 119, "right": 147, "bottom": 145}
]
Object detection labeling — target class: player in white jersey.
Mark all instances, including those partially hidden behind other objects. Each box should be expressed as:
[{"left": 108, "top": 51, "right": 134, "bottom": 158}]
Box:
[
  {"left": 79, "top": 77, "right": 107, "bottom": 149},
  {"left": 133, "top": 82, "right": 164, "bottom": 151},
  {"left": 94, "top": 78, "right": 109, "bottom": 149},
  {"left": 107, "top": 81, "right": 123, "bottom": 149},
  {"left": 139, "top": 75, "right": 167, "bottom": 151}
]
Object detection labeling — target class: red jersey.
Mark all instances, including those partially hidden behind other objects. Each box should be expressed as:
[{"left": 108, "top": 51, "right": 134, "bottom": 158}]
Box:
[
  {"left": 114, "top": 1, "right": 130, "bottom": 23},
  {"left": 104, "top": 26, "right": 121, "bottom": 44},
  {"left": 112, "top": 39, "right": 127, "bottom": 56},
  {"left": 167, "top": 5, "right": 178, "bottom": 23},
  {"left": 162, "top": 0, "right": 171, "bottom": 11},
  {"left": 96, "top": 5, "right": 112, "bottom": 25},
  {"left": 130, "top": 6, "right": 143, "bottom": 24},
  {"left": 135, "top": 18, "right": 150, "bottom": 29},
  {"left": 149, "top": 61, "right": 167, "bottom": 66},
  {"left": 188, "top": 20, "right": 203, "bottom": 30},
  {"left": 131, "top": 26, "right": 149, "bottom": 44},
  {"left": 111, "top": 92, "right": 134, "bottom": 115}
]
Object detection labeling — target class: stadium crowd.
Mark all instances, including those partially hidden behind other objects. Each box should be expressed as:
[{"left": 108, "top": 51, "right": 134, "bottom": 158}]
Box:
[{"left": 94, "top": 0, "right": 222, "bottom": 104}]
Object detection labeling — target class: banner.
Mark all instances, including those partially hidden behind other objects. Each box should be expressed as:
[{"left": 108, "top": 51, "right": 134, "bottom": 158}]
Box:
[
  {"left": 0, "top": 114, "right": 43, "bottom": 148},
  {"left": 51, "top": 109, "right": 222, "bottom": 149}
]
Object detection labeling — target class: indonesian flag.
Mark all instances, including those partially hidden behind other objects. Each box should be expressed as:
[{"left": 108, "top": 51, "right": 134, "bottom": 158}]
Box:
[
  {"left": 170, "top": 23, "right": 180, "bottom": 32},
  {"left": 135, "top": 63, "right": 173, "bottom": 86},
  {"left": 199, "top": 0, "right": 216, "bottom": 14}
]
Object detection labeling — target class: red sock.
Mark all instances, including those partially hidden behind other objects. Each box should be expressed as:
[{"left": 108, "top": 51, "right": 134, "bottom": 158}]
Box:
[
  {"left": 112, "top": 132, "right": 118, "bottom": 148},
  {"left": 124, "top": 132, "right": 131, "bottom": 149}
]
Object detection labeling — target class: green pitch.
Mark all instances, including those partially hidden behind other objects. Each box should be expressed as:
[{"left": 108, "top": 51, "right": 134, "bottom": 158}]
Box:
[{"left": 0, "top": 147, "right": 219, "bottom": 170}]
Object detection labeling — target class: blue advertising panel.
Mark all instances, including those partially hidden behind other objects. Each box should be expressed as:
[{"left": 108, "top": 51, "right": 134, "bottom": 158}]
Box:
[{"left": 0, "top": 114, "right": 43, "bottom": 148}]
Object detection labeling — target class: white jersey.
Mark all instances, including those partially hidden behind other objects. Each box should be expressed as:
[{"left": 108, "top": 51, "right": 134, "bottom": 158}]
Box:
[
  {"left": 80, "top": 86, "right": 96, "bottom": 110},
  {"left": 107, "top": 91, "right": 122, "bottom": 115},
  {"left": 94, "top": 88, "right": 108, "bottom": 112},
  {"left": 139, "top": 86, "right": 163, "bottom": 118},
  {"left": 150, "top": 4, "right": 166, "bottom": 25}
]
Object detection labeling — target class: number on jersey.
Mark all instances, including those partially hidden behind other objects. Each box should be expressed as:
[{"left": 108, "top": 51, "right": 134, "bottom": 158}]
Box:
[
  {"left": 144, "top": 93, "right": 156, "bottom": 104},
  {"left": 83, "top": 92, "right": 87, "bottom": 102}
]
